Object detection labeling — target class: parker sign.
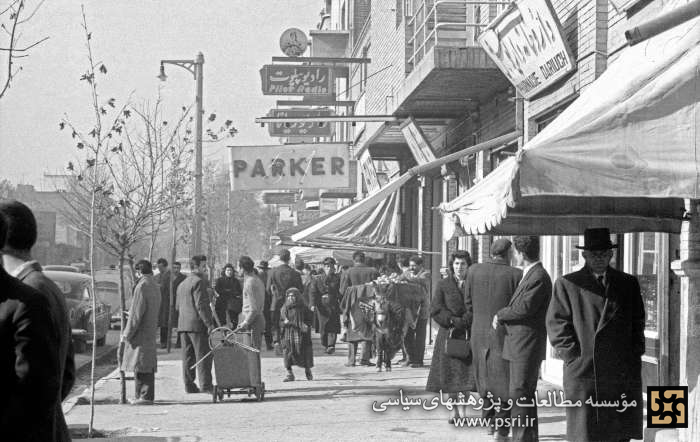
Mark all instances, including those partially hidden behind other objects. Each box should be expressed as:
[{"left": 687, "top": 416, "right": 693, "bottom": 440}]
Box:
[
  {"left": 260, "top": 65, "right": 333, "bottom": 96},
  {"left": 228, "top": 143, "right": 350, "bottom": 191},
  {"left": 478, "top": 0, "right": 574, "bottom": 99}
]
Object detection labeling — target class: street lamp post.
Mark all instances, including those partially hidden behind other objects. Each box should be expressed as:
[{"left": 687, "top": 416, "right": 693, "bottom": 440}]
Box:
[{"left": 158, "top": 52, "right": 205, "bottom": 256}]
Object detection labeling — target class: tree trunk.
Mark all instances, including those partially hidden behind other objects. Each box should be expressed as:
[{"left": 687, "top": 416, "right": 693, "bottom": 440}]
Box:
[{"left": 117, "top": 252, "right": 127, "bottom": 404}]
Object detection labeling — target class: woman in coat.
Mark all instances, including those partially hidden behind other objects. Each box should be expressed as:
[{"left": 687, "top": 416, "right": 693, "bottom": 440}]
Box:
[
  {"left": 280, "top": 287, "right": 315, "bottom": 381},
  {"left": 120, "top": 260, "right": 161, "bottom": 404},
  {"left": 426, "top": 250, "right": 475, "bottom": 423},
  {"left": 214, "top": 264, "right": 243, "bottom": 329}
]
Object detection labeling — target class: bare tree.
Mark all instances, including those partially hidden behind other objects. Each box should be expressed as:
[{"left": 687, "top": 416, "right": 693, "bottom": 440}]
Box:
[{"left": 0, "top": 0, "right": 48, "bottom": 99}]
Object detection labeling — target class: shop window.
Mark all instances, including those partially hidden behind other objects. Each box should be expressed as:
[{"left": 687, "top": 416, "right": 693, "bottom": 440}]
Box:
[{"left": 629, "top": 232, "right": 662, "bottom": 334}]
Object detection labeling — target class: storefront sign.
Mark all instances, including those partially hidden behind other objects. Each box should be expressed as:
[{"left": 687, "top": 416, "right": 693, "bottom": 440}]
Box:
[
  {"left": 401, "top": 117, "right": 437, "bottom": 165},
  {"left": 267, "top": 108, "right": 335, "bottom": 137},
  {"left": 297, "top": 209, "right": 320, "bottom": 224},
  {"left": 359, "top": 150, "right": 381, "bottom": 193},
  {"left": 229, "top": 143, "right": 350, "bottom": 191},
  {"left": 478, "top": 0, "right": 575, "bottom": 99},
  {"left": 260, "top": 65, "right": 333, "bottom": 96}
]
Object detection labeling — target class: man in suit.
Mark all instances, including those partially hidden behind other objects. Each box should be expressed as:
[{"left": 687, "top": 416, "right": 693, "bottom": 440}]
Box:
[
  {"left": 176, "top": 255, "right": 215, "bottom": 394},
  {"left": 465, "top": 238, "right": 522, "bottom": 440},
  {"left": 170, "top": 261, "right": 186, "bottom": 348},
  {"left": 547, "top": 228, "right": 644, "bottom": 442},
  {"left": 266, "top": 249, "right": 303, "bottom": 354},
  {"left": 494, "top": 236, "right": 552, "bottom": 442},
  {"left": 155, "top": 258, "right": 171, "bottom": 349},
  {"left": 340, "top": 251, "right": 380, "bottom": 366},
  {"left": 309, "top": 257, "right": 342, "bottom": 354},
  {"left": 0, "top": 200, "right": 73, "bottom": 441},
  {"left": 120, "top": 260, "right": 161, "bottom": 404},
  {"left": 399, "top": 255, "right": 431, "bottom": 368},
  {"left": 0, "top": 207, "right": 63, "bottom": 441}
]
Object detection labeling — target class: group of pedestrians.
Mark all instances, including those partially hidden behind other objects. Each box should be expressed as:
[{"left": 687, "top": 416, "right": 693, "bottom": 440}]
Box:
[{"left": 426, "top": 229, "right": 645, "bottom": 442}]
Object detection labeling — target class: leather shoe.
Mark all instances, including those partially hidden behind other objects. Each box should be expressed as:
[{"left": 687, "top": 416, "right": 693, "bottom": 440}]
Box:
[
  {"left": 344, "top": 362, "right": 356, "bottom": 367},
  {"left": 129, "top": 398, "right": 153, "bottom": 405},
  {"left": 283, "top": 373, "right": 295, "bottom": 382},
  {"left": 326, "top": 346, "right": 335, "bottom": 354},
  {"left": 305, "top": 370, "right": 313, "bottom": 380},
  {"left": 359, "top": 361, "right": 376, "bottom": 367}
]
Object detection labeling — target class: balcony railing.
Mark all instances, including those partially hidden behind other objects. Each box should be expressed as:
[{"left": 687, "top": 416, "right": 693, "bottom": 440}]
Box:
[{"left": 405, "top": 0, "right": 510, "bottom": 73}]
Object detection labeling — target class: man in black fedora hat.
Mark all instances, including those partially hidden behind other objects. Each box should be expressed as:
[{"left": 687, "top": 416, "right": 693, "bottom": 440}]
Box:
[{"left": 547, "top": 228, "right": 644, "bottom": 442}]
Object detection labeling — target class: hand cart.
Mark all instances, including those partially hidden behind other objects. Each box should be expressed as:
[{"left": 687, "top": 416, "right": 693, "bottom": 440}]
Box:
[{"left": 206, "top": 327, "right": 265, "bottom": 403}]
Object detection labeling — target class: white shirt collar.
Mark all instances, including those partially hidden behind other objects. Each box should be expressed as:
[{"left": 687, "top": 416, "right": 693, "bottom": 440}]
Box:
[
  {"left": 521, "top": 261, "right": 541, "bottom": 281},
  {"left": 9, "top": 260, "right": 37, "bottom": 278}
]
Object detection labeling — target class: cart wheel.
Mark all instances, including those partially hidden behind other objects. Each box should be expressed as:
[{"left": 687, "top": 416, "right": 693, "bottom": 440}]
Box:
[{"left": 212, "top": 386, "right": 218, "bottom": 403}]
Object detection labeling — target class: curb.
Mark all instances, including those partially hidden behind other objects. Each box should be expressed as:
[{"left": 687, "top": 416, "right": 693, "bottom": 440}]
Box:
[{"left": 63, "top": 345, "right": 119, "bottom": 415}]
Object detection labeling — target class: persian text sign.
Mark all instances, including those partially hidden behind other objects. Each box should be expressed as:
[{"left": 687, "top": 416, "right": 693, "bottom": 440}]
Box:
[
  {"left": 478, "top": 0, "right": 575, "bottom": 99},
  {"left": 229, "top": 143, "right": 350, "bottom": 191},
  {"left": 267, "top": 108, "right": 335, "bottom": 137},
  {"left": 260, "top": 65, "right": 333, "bottom": 96}
]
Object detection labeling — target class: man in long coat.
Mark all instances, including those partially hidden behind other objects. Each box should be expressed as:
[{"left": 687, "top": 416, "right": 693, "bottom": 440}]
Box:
[
  {"left": 309, "top": 257, "right": 341, "bottom": 354},
  {"left": 340, "top": 251, "right": 380, "bottom": 366},
  {"left": 155, "top": 258, "right": 171, "bottom": 349},
  {"left": 547, "top": 228, "right": 644, "bottom": 442},
  {"left": 176, "top": 255, "right": 215, "bottom": 393},
  {"left": 465, "top": 238, "right": 522, "bottom": 440},
  {"left": 266, "top": 249, "right": 303, "bottom": 353},
  {"left": 0, "top": 200, "right": 74, "bottom": 441},
  {"left": 494, "top": 236, "right": 552, "bottom": 442},
  {"left": 398, "top": 255, "right": 431, "bottom": 368},
  {"left": 120, "top": 260, "right": 161, "bottom": 404},
  {"left": 0, "top": 213, "right": 62, "bottom": 442}
]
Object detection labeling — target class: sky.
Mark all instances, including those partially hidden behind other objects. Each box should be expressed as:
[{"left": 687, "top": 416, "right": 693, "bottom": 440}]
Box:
[{"left": 0, "top": 0, "right": 321, "bottom": 189}]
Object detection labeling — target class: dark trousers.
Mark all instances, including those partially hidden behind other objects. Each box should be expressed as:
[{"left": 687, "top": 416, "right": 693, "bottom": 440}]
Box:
[
  {"left": 135, "top": 371, "right": 155, "bottom": 401},
  {"left": 321, "top": 332, "right": 337, "bottom": 348},
  {"left": 509, "top": 359, "right": 540, "bottom": 442},
  {"left": 180, "top": 331, "right": 212, "bottom": 390},
  {"left": 348, "top": 341, "right": 372, "bottom": 364},
  {"left": 159, "top": 327, "right": 169, "bottom": 347},
  {"left": 404, "top": 318, "right": 427, "bottom": 364},
  {"left": 476, "top": 350, "right": 511, "bottom": 436}
]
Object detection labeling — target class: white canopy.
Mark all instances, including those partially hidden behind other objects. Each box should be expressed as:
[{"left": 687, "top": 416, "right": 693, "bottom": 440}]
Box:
[{"left": 440, "top": 10, "right": 699, "bottom": 236}]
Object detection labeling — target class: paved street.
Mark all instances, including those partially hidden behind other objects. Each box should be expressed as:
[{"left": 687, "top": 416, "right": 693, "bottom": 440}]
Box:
[{"left": 66, "top": 337, "right": 570, "bottom": 441}]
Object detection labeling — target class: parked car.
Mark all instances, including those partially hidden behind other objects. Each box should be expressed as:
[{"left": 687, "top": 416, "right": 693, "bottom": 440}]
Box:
[
  {"left": 94, "top": 267, "right": 134, "bottom": 328},
  {"left": 44, "top": 270, "right": 111, "bottom": 353},
  {"left": 43, "top": 264, "right": 81, "bottom": 273}
]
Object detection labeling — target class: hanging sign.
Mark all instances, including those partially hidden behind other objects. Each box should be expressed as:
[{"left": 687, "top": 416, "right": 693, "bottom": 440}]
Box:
[
  {"left": 478, "top": 0, "right": 575, "bottom": 99},
  {"left": 279, "top": 28, "right": 309, "bottom": 57},
  {"left": 401, "top": 117, "right": 437, "bottom": 165},
  {"left": 267, "top": 108, "right": 335, "bottom": 137},
  {"left": 260, "top": 65, "right": 334, "bottom": 96},
  {"left": 229, "top": 143, "right": 350, "bottom": 191}
]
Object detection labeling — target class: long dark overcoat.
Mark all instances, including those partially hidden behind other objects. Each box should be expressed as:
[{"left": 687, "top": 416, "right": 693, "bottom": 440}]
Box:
[
  {"left": 465, "top": 258, "right": 521, "bottom": 399},
  {"left": 17, "top": 262, "right": 75, "bottom": 442},
  {"left": 121, "top": 275, "right": 161, "bottom": 373},
  {"left": 266, "top": 264, "right": 303, "bottom": 313},
  {"left": 547, "top": 266, "right": 645, "bottom": 442},
  {"left": 309, "top": 272, "right": 341, "bottom": 335},
  {"left": 426, "top": 275, "right": 476, "bottom": 394}
]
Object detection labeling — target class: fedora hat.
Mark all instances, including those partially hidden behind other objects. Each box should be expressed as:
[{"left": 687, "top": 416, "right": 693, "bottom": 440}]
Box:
[
  {"left": 257, "top": 260, "right": 270, "bottom": 270},
  {"left": 576, "top": 228, "right": 618, "bottom": 251}
]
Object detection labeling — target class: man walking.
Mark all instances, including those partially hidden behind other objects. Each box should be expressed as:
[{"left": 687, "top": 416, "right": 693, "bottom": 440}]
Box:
[
  {"left": 0, "top": 201, "right": 72, "bottom": 441},
  {"left": 465, "top": 238, "right": 521, "bottom": 440},
  {"left": 399, "top": 255, "right": 430, "bottom": 368},
  {"left": 309, "top": 257, "right": 342, "bottom": 354},
  {"left": 121, "top": 260, "right": 161, "bottom": 404},
  {"left": 266, "top": 249, "right": 303, "bottom": 354},
  {"left": 493, "top": 236, "right": 552, "bottom": 442},
  {"left": 256, "top": 260, "right": 274, "bottom": 350},
  {"left": 238, "top": 256, "right": 266, "bottom": 349},
  {"left": 340, "top": 251, "right": 379, "bottom": 366},
  {"left": 176, "top": 255, "right": 215, "bottom": 394},
  {"left": 155, "top": 258, "right": 171, "bottom": 349},
  {"left": 547, "top": 228, "right": 644, "bottom": 442}
]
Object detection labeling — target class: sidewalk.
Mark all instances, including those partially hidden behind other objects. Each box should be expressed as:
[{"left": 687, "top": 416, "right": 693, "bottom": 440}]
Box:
[{"left": 66, "top": 338, "right": 568, "bottom": 441}]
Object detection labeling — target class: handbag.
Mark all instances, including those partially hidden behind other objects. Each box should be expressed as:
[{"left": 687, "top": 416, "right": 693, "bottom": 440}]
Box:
[{"left": 445, "top": 328, "right": 471, "bottom": 362}]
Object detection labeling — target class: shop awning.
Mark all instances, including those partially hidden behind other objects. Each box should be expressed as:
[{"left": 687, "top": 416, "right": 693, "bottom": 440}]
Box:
[{"left": 440, "top": 10, "right": 699, "bottom": 236}]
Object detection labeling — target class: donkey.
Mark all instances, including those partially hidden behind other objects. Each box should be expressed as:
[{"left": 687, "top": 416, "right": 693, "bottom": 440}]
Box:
[{"left": 371, "top": 284, "right": 406, "bottom": 372}]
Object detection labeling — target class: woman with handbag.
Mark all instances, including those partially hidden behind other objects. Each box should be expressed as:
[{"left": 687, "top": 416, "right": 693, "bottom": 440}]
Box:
[
  {"left": 426, "top": 250, "right": 476, "bottom": 423},
  {"left": 280, "top": 287, "right": 315, "bottom": 382}
]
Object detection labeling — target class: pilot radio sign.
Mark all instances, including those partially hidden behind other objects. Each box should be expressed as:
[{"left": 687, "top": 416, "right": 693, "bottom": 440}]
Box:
[
  {"left": 478, "top": 0, "right": 575, "bottom": 99},
  {"left": 260, "top": 65, "right": 334, "bottom": 96}
]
